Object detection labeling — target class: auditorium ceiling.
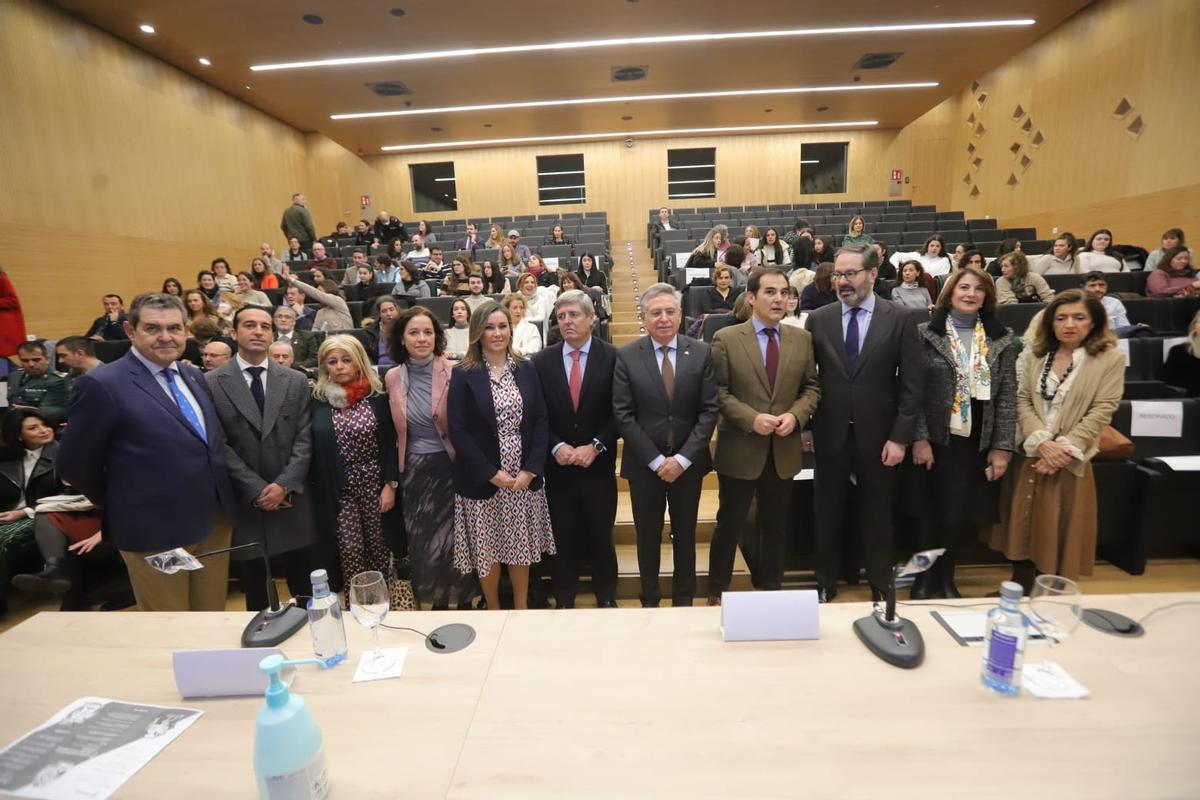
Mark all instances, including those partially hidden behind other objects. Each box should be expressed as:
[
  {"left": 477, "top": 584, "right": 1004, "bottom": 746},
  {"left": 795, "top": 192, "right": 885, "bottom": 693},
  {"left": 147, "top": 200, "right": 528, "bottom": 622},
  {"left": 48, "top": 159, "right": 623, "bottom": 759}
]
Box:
[{"left": 53, "top": 0, "right": 1093, "bottom": 154}]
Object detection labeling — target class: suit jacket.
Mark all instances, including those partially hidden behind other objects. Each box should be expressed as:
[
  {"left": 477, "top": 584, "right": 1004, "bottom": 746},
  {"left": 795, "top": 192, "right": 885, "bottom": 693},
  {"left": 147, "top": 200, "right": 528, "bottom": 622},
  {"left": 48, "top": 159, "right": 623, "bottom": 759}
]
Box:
[
  {"left": 711, "top": 320, "right": 821, "bottom": 479},
  {"left": 205, "top": 359, "right": 316, "bottom": 559},
  {"left": 277, "top": 329, "right": 319, "bottom": 368},
  {"left": 613, "top": 335, "right": 718, "bottom": 481},
  {"left": 0, "top": 440, "right": 64, "bottom": 512},
  {"left": 532, "top": 338, "right": 618, "bottom": 482},
  {"left": 805, "top": 296, "right": 924, "bottom": 456},
  {"left": 447, "top": 359, "right": 548, "bottom": 499},
  {"left": 652, "top": 218, "right": 681, "bottom": 246},
  {"left": 7, "top": 371, "right": 70, "bottom": 424},
  {"left": 456, "top": 236, "right": 480, "bottom": 255},
  {"left": 58, "top": 350, "right": 236, "bottom": 552},
  {"left": 386, "top": 356, "right": 456, "bottom": 472}
]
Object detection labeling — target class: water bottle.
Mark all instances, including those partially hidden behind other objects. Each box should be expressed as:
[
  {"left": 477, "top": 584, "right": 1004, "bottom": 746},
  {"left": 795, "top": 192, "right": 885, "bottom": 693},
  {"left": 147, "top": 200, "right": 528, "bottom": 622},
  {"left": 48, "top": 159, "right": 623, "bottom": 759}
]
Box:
[
  {"left": 980, "top": 580, "right": 1029, "bottom": 695},
  {"left": 306, "top": 569, "right": 347, "bottom": 667}
]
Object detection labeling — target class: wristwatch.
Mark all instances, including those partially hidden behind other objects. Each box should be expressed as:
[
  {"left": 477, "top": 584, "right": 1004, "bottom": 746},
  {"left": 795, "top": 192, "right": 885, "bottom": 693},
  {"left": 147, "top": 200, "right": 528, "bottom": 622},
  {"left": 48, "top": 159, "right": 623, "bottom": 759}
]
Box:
[
  {"left": 386, "top": 480, "right": 399, "bottom": 489},
  {"left": 592, "top": 438, "right": 607, "bottom": 453}
]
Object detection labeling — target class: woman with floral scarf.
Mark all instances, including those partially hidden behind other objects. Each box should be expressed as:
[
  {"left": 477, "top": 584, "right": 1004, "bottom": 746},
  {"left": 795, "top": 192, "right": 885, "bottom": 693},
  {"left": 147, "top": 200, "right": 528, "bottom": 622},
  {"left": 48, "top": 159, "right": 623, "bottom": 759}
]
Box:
[{"left": 908, "top": 266, "right": 1018, "bottom": 599}]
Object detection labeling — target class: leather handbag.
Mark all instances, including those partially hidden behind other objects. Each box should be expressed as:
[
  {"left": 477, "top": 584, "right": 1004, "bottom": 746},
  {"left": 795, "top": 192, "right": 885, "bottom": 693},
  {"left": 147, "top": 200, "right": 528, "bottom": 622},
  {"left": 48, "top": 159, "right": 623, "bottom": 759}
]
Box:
[{"left": 1094, "top": 424, "right": 1134, "bottom": 461}]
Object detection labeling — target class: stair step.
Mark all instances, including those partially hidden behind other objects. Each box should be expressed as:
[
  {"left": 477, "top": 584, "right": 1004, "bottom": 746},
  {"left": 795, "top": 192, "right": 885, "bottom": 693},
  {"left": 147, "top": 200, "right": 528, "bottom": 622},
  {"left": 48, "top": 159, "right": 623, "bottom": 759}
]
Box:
[{"left": 614, "top": 488, "right": 718, "bottom": 544}]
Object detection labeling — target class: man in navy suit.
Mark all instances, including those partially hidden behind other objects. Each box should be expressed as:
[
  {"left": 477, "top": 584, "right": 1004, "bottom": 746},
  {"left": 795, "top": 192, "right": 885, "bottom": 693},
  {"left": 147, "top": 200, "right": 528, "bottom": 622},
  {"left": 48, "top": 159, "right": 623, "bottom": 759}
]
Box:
[{"left": 60, "top": 293, "right": 236, "bottom": 611}]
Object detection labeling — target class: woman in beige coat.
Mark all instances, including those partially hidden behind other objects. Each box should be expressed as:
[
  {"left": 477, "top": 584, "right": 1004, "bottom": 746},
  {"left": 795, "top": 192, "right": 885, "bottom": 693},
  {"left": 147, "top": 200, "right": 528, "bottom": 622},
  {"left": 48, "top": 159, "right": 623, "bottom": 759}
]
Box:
[{"left": 989, "top": 289, "right": 1123, "bottom": 588}]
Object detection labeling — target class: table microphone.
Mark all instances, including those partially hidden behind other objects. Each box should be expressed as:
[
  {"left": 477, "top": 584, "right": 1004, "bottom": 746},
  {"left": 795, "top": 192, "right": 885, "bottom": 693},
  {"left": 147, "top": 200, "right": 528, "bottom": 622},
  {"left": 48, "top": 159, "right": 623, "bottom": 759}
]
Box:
[
  {"left": 852, "top": 549, "right": 944, "bottom": 669},
  {"left": 145, "top": 542, "right": 309, "bottom": 648}
]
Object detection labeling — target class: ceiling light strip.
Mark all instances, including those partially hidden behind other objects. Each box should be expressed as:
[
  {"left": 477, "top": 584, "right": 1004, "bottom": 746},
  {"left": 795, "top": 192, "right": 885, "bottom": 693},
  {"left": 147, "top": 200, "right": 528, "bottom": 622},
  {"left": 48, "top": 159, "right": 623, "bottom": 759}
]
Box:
[
  {"left": 381, "top": 121, "right": 877, "bottom": 153},
  {"left": 253, "top": 19, "right": 1034, "bottom": 72},
  {"left": 331, "top": 81, "right": 938, "bottom": 120}
]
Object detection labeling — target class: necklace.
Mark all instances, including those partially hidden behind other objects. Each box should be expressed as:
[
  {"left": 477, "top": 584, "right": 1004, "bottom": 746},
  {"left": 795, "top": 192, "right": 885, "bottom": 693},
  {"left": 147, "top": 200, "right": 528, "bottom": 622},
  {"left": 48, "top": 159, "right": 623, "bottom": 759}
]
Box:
[{"left": 1038, "top": 348, "right": 1076, "bottom": 401}]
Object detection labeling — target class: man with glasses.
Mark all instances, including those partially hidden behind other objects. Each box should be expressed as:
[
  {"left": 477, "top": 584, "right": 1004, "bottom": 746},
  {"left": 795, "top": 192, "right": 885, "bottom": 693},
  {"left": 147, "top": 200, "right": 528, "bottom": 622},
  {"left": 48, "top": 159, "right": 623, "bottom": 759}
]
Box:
[{"left": 805, "top": 243, "right": 924, "bottom": 603}]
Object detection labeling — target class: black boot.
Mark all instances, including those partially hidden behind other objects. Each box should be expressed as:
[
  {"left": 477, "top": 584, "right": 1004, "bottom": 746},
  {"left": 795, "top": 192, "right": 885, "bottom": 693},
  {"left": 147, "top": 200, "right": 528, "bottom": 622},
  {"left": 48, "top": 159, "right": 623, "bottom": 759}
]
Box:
[
  {"left": 11, "top": 561, "right": 71, "bottom": 594},
  {"left": 909, "top": 570, "right": 935, "bottom": 600},
  {"left": 937, "top": 549, "right": 962, "bottom": 599},
  {"left": 1011, "top": 560, "right": 1037, "bottom": 595}
]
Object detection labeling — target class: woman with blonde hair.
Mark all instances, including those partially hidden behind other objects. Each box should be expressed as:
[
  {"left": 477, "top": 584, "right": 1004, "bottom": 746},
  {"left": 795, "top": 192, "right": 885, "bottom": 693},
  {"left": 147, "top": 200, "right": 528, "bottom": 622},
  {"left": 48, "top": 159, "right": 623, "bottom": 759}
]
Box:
[
  {"left": 843, "top": 215, "right": 874, "bottom": 246},
  {"left": 485, "top": 223, "right": 506, "bottom": 251},
  {"left": 683, "top": 226, "right": 724, "bottom": 275},
  {"left": 183, "top": 289, "right": 226, "bottom": 334},
  {"left": 996, "top": 252, "right": 1055, "bottom": 304},
  {"left": 447, "top": 301, "right": 554, "bottom": 610},
  {"left": 515, "top": 272, "right": 553, "bottom": 325},
  {"left": 308, "top": 334, "right": 401, "bottom": 599},
  {"left": 502, "top": 293, "right": 543, "bottom": 356},
  {"left": 283, "top": 270, "right": 354, "bottom": 331},
  {"left": 1162, "top": 309, "right": 1200, "bottom": 396},
  {"left": 989, "top": 289, "right": 1123, "bottom": 589},
  {"left": 498, "top": 242, "right": 524, "bottom": 278}
]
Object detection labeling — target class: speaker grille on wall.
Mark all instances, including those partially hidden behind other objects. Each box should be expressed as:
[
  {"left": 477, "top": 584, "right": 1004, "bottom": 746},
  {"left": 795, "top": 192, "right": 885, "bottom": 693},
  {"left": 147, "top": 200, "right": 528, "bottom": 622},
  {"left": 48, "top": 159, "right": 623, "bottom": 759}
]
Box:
[
  {"left": 970, "top": 81, "right": 981, "bottom": 94},
  {"left": 971, "top": 156, "right": 983, "bottom": 171},
  {"left": 966, "top": 142, "right": 976, "bottom": 154},
  {"left": 963, "top": 172, "right": 973, "bottom": 185},
  {"left": 966, "top": 112, "right": 976, "bottom": 127},
  {"left": 976, "top": 92, "right": 988, "bottom": 108}
]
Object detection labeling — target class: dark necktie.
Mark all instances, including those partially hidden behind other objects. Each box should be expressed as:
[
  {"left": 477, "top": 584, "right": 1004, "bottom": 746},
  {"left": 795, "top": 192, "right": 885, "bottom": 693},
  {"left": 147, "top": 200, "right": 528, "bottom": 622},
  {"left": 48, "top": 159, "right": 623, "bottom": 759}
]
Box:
[
  {"left": 246, "top": 366, "right": 266, "bottom": 413},
  {"left": 763, "top": 328, "right": 779, "bottom": 392},
  {"left": 845, "top": 307, "right": 861, "bottom": 370},
  {"left": 659, "top": 345, "right": 675, "bottom": 401}
]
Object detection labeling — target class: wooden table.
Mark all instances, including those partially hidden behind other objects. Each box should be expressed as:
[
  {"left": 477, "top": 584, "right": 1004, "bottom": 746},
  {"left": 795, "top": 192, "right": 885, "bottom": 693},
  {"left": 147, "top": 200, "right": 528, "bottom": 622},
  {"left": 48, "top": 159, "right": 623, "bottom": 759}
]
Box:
[{"left": 1, "top": 594, "right": 1197, "bottom": 799}]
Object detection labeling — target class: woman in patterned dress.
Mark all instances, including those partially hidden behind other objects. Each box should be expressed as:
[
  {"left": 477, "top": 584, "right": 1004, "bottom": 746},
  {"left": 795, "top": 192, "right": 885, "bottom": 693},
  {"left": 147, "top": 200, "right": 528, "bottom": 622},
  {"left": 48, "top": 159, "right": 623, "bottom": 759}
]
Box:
[
  {"left": 308, "top": 334, "right": 402, "bottom": 601},
  {"left": 447, "top": 300, "right": 555, "bottom": 610}
]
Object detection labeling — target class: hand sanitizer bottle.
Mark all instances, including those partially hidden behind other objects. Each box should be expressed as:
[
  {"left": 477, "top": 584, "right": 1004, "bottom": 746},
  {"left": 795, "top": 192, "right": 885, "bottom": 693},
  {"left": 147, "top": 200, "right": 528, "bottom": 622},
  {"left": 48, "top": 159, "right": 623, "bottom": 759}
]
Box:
[{"left": 255, "top": 655, "right": 331, "bottom": 799}]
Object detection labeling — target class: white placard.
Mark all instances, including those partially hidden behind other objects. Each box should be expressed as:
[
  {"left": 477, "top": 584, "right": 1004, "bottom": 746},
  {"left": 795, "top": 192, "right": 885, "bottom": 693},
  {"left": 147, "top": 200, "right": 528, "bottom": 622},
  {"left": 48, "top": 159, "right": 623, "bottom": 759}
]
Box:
[
  {"left": 1154, "top": 455, "right": 1200, "bottom": 471},
  {"left": 674, "top": 251, "right": 693, "bottom": 270},
  {"left": 792, "top": 469, "right": 815, "bottom": 481},
  {"left": 1116, "top": 338, "right": 1131, "bottom": 367},
  {"left": 1130, "top": 400, "right": 1184, "bottom": 438},
  {"left": 542, "top": 257, "right": 560, "bottom": 269},
  {"left": 721, "top": 590, "right": 820, "bottom": 642},
  {"left": 685, "top": 267, "right": 710, "bottom": 285},
  {"left": 1162, "top": 337, "right": 1187, "bottom": 362}
]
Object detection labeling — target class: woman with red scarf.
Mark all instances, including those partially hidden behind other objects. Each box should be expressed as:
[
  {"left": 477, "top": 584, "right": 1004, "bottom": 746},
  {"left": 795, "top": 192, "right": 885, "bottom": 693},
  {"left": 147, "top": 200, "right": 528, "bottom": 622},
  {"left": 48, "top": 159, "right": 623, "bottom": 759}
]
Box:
[{"left": 308, "top": 334, "right": 402, "bottom": 599}]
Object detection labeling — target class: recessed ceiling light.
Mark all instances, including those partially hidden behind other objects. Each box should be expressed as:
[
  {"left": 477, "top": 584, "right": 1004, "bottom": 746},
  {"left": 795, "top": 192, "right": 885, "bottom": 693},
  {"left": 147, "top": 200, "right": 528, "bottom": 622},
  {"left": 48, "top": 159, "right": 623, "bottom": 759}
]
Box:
[
  {"left": 198, "top": 57, "right": 211, "bottom": 66},
  {"left": 381, "top": 120, "right": 878, "bottom": 152},
  {"left": 302, "top": 14, "right": 324, "bottom": 25},
  {"left": 764, "top": 108, "right": 773, "bottom": 112},
  {"left": 252, "top": 19, "right": 1035, "bottom": 72},
  {"left": 390, "top": 7, "right": 406, "bottom": 16},
  {"left": 430, "top": 127, "right": 442, "bottom": 132},
  {"left": 331, "top": 81, "right": 937, "bottom": 120},
  {"left": 138, "top": 23, "right": 155, "bottom": 34}
]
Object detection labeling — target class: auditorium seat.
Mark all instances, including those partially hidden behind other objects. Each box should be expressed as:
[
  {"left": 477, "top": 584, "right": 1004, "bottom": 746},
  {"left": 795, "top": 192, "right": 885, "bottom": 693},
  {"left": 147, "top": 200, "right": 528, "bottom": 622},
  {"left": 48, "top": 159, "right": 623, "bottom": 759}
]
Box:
[
  {"left": 996, "top": 302, "right": 1045, "bottom": 336},
  {"left": 93, "top": 339, "right": 132, "bottom": 363},
  {"left": 1109, "top": 397, "right": 1200, "bottom": 459},
  {"left": 1093, "top": 460, "right": 1148, "bottom": 574},
  {"left": 1124, "top": 299, "right": 1180, "bottom": 333},
  {"left": 1122, "top": 380, "right": 1188, "bottom": 400},
  {"left": 1131, "top": 460, "right": 1200, "bottom": 567},
  {"left": 701, "top": 312, "right": 737, "bottom": 343},
  {"left": 539, "top": 244, "right": 573, "bottom": 259}
]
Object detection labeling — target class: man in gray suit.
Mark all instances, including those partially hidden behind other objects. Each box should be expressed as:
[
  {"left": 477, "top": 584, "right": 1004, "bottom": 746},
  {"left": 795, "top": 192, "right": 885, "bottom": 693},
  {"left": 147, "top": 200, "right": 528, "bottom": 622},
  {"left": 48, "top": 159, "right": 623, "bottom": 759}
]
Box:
[
  {"left": 805, "top": 243, "right": 924, "bottom": 602},
  {"left": 206, "top": 304, "right": 318, "bottom": 610},
  {"left": 613, "top": 284, "right": 719, "bottom": 607}
]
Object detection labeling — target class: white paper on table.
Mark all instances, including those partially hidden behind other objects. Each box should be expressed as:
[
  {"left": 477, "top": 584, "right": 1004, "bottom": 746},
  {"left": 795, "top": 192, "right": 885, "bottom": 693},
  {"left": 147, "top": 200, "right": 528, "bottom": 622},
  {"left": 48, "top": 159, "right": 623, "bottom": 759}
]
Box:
[
  {"left": 1130, "top": 400, "right": 1184, "bottom": 438},
  {"left": 1115, "top": 339, "right": 1131, "bottom": 367},
  {"left": 1022, "top": 661, "right": 1090, "bottom": 699},
  {"left": 542, "top": 257, "right": 559, "bottom": 269},
  {"left": 0, "top": 697, "right": 202, "bottom": 800},
  {"left": 352, "top": 647, "right": 409, "bottom": 683},
  {"left": 930, "top": 611, "right": 1047, "bottom": 646},
  {"left": 674, "top": 251, "right": 693, "bottom": 271},
  {"left": 792, "top": 469, "right": 814, "bottom": 481},
  {"left": 1162, "top": 337, "right": 1188, "bottom": 363},
  {"left": 1154, "top": 455, "right": 1200, "bottom": 471}
]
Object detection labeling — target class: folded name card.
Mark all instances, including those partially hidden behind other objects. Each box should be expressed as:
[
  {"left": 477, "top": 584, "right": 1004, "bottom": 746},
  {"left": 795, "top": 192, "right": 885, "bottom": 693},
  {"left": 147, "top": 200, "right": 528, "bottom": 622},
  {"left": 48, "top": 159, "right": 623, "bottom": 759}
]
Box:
[
  {"left": 173, "top": 648, "right": 288, "bottom": 698},
  {"left": 721, "top": 590, "right": 820, "bottom": 642}
]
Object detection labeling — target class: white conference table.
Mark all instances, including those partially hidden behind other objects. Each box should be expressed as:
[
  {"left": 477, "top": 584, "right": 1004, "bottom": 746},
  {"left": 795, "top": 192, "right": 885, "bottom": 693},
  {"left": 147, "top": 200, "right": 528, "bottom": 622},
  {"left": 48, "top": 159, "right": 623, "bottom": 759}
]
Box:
[{"left": 1, "top": 593, "right": 1197, "bottom": 799}]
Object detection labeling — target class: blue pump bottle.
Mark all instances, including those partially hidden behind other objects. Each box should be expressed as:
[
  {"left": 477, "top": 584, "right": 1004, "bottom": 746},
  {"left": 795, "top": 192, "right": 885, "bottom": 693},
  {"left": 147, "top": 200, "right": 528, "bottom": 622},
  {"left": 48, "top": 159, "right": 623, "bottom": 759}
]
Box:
[{"left": 254, "top": 655, "right": 331, "bottom": 800}]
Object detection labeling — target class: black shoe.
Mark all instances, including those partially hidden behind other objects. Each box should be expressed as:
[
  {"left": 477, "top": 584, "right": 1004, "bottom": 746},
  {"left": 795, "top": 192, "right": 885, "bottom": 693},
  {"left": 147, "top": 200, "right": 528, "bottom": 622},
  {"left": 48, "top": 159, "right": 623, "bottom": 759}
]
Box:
[
  {"left": 909, "top": 572, "right": 935, "bottom": 600},
  {"left": 817, "top": 585, "right": 838, "bottom": 604},
  {"left": 597, "top": 599, "right": 618, "bottom": 609},
  {"left": 12, "top": 566, "right": 70, "bottom": 595},
  {"left": 640, "top": 600, "right": 660, "bottom": 608},
  {"left": 870, "top": 584, "right": 886, "bottom": 604},
  {"left": 556, "top": 598, "right": 575, "bottom": 610}
]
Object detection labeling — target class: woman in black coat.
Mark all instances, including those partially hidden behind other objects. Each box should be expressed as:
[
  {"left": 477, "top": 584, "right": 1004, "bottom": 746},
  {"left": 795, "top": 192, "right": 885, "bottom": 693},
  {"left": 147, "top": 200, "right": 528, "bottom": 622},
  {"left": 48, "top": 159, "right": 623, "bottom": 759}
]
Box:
[{"left": 576, "top": 252, "right": 608, "bottom": 293}]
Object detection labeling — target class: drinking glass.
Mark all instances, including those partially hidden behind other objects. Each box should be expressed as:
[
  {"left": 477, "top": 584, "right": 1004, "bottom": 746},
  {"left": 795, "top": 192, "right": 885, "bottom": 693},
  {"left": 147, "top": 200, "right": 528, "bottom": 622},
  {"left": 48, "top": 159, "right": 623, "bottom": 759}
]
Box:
[
  {"left": 1029, "top": 574, "right": 1082, "bottom": 644},
  {"left": 349, "top": 570, "right": 394, "bottom": 673}
]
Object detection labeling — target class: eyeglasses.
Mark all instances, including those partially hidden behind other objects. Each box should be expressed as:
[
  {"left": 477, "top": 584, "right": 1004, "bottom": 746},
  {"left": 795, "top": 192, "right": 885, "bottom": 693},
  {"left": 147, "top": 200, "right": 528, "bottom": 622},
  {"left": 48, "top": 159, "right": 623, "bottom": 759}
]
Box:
[{"left": 832, "top": 269, "right": 867, "bottom": 281}]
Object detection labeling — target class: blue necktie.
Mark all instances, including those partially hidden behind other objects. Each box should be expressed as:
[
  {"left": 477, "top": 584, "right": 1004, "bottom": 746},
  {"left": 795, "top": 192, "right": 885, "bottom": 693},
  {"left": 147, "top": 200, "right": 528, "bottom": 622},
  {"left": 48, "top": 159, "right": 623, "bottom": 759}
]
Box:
[
  {"left": 162, "top": 368, "right": 206, "bottom": 441},
  {"left": 845, "top": 307, "right": 861, "bottom": 370},
  {"left": 246, "top": 366, "right": 266, "bottom": 413}
]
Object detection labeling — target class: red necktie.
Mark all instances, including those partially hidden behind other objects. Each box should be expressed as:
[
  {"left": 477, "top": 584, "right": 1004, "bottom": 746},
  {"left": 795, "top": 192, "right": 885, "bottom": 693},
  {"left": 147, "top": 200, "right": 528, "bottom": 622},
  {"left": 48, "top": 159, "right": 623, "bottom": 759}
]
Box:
[
  {"left": 569, "top": 349, "right": 582, "bottom": 411},
  {"left": 763, "top": 327, "right": 779, "bottom": 392}
]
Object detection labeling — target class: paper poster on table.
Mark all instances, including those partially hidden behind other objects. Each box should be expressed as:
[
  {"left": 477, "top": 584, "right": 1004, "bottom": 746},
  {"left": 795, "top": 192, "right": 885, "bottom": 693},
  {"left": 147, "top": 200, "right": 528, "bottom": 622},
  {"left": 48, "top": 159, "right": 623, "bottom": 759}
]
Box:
[
  {"left": 1129, "top": 400, "right": 1183, "bottom": 438},
  {"left": 0, "top": 697, "right": 202, "bottom": 800}
]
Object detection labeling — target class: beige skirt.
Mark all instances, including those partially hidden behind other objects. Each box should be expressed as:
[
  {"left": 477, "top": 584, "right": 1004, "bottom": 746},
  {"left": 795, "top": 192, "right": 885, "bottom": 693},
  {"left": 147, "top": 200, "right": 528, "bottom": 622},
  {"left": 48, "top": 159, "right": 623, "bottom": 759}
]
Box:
[{"left": 987, "top": 455, "right": 1097, "bottom": 580}]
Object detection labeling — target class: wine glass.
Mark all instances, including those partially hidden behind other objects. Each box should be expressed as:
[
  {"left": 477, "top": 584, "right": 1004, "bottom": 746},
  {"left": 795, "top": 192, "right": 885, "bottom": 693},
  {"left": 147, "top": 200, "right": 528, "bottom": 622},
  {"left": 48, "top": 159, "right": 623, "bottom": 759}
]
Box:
[
  {"left": 1029, "top": 574, "right": 1082, "bottom": 644},
  {"left": 349, "top": 571, "right": 394, "bottom": 673}
]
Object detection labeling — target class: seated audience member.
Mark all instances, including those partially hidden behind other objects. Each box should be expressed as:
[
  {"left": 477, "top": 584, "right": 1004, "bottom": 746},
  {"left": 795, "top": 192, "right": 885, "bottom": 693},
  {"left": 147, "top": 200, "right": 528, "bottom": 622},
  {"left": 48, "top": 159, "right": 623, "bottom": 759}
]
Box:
[
  {"left": 485, "top": 223, "right": 506, "bottom": 251},
  {"left": 1145, "top": 246, "right": 1200, "bottom": 297},
  {"left": 458, "top": 222, "right": 482, "bottom": 254},
  {"left": 260, "top": 242, "right": 285, "bottom": 273},
  {"left": 1162, "top": 310, "right": 1200, "bottom": 396},
  {"left": 284, "top": 272, "right": 354, "bottom": 332},
  {"left": 187, "top": 318, "right": 224, "bottom": 353},
  {"left": 784, "top": 218, "right": 814, "bottom": 245},
  {"left": 503, "top": 293, "right": 542, "bottom": 356},
  {"left": 343, "top": 266, "right": 388, "bottom": 305},
  {"left": 365, "top": 296, "right": 402, "bottom": 367},
  {"left": 480, "top": 260, "right": 508, "bottom": 294},
  {"left": 307, "top": 242, "right": 339, "bottom": 273},
  {"left": 415, "top": 220, "right": 438, "bottom": 244},
  {"left": 84, "top": 294, "right": 129, "bottom": 341},
  {"left": 8, "top": 341, "right": 69, "bottom": 424},
  {"left": 812, "top": 234, "right": 835, "bottom": 265},
  {"left": 443, "top": 256, "right": 472, "bottom": 296},
  {"left": 406, "top": 234, "right": 432, "bottom": 269},
  {"left": 684, "top": 228, "right": 722, "bottom": 279},
  {"left": 196, "top": 270, "right": 221, "bottom": 302},
  {"left": 891, "top": 234, "right": 955, "bottom": 278},
  {"left": 211, "top": 258, "right": 238, "bottom": 293},
  {"left": 557, "top": 271, "right": 601, "bottom": 317},
  {"left": 545, "top": 223, "right": 573, "bottom": 247},
  {"left": 800, "top": 261, "right": 837, "bottom": 310},
  {"left": 272, "top": 305, "right": 318, "bottom": 369},
  {"left": 444, "top": 298, "right": 471, "bottom": 359},
  {"left": 201, "top": 340, "right": 232, "bottom": 372},
  {"left": 464, "top": 272, "right": 490, "bottom": 313},
  {"left": 371, "top": 254, "right": 399, "bottom": 284},
  {"left": 373, "top": 211, "right": 407, "bottom": 245},
  {"left": 338, "top": 250, "right": 372, "bottom": 285},
  {"left": 526, "top": 253, "right": 560, "bottom": 288},
  {"left": 956, "top": 249, "right": 985, "bottom": 271},
  {"left": 1030, "top": 233, "right": 1082, "bottom": 275},
  {"left": 722, "top": 243, "right": 750, "bottom": 289},
  {"left": 756, "top": 228, "right": 791, "bottom": 269},
  {"left": 354, "top": 219, "right": 380, "bottom": 248},
  {"left": 701, "top": 264, "right": 744, "bottom": 316},
  {"left": 283, "top": 237, "right": 309, "bottom": 263},
  {"left": 249, "top": 258, "right": 280, "bottom": 290},
  {"left": 516, "top": 272, "right": 553, "bottom": 325},
  {"left": 577, "top": 252, "right": 608, "bottom": 293},
  {"left": 329, "top": 221, "right": 352, "bottom": 239},
  {"left": 55, "top": 336, "right": 101, "bottom": 381},
  {"left": 1081, "top": 271, "right": 1152, "bottom": 337},
  {"left": 988, "top": 238, "right": 1022, "bottom": 277},
  {"left": 871, "top": 241, "right": 897, "bottom": 282},
  {"left": 651, "top": 207, "right": 679, "bottom": 248},
  {"left": 743, "top": 224, "right": 762, "bottom": 253},
  {"left": 161, "top": 278, "right": 183, "bottom": 296},
  {"left": 392, "top": 260, "right": 431, "bottom": 300},
  {"left": 1078, "top": 228, "right": 1124, "bottom": 272},
  {"left": 282, "top": 284, "right": 314, "bottom": 331},
  {"left": 422, "top": 246, "right": 449, "bottom": 280},
  {"left": 997, "top": 252, "right": 1055, "bottom": 305},
  {"left": 791, "top": 235, "right": 818, "bottom": 273},
  {"left": 498, "top": 243, "right": 525, "bottom": 278},
  {"left": 842, "top": 215, "right": 874, "bottom": 245},
  {"left": 788, "top": 251, "right": 817, "bottom": 294},
  {"left": 233, "top": 272, "right": 270, "bottom": 306},
  {"left": 892, "top": 260, "right": 935, "bottom": 311},
  {"left": 386, "top": 238, "right": 408, "bottom": 263},
  {"left": 780, "top": 286, "right": 804, "bottom": 328},
  {"left": 1145, "top": 228, "right": 1192, "bottom": 271},
  {"left": 507, "top": 229, "right": 532, "bottom": 261},
  {"left": 269, "top": 340, "right": 296, "bottom": 369}
]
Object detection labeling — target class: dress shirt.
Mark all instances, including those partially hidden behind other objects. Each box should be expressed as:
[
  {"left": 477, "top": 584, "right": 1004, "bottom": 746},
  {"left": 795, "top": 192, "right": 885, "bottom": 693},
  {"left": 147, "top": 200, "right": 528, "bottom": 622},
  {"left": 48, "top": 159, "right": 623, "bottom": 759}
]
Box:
[
  {"left": 751, "top": 315, "right": 782, "bottom": 363},
  {"left": 235, "top": 353, "right": 269, "bottom": 401},
  {"left": 130, "top": 347, "right": 207, "bottom": 438},
  {"left": 646, "top": 336, "right": 692, "bottom": 472},
  {"left": 551, "top": 337, "right": 593, "bottom": 456},
  {"left": 840, "top": 291, "right": 877, "bottom": 345}
]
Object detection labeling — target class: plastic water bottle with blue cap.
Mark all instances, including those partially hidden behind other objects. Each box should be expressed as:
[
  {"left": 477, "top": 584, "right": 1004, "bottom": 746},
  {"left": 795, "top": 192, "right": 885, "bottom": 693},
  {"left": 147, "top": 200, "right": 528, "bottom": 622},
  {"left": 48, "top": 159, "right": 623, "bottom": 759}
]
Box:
[
  {"left": 981, "top": 580, "right": 1030, "bottom": 695},
  {"left": 307, "top": 569, "right": 347, "bottom": 666}
]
